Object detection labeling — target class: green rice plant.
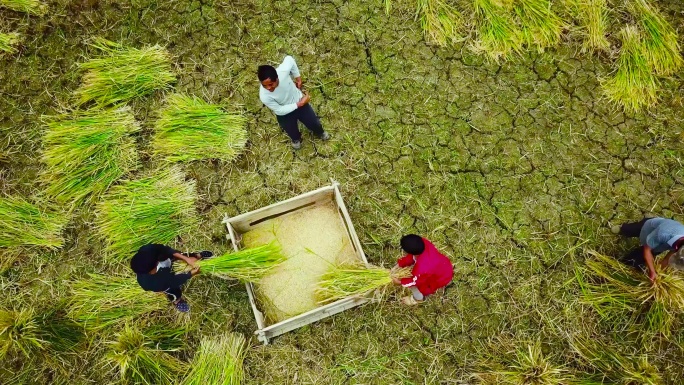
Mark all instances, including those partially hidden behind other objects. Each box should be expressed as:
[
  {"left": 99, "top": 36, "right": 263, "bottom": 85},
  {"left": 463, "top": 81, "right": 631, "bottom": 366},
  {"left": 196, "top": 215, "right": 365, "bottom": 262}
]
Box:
[
  {"left": 577, "top": 251, "right": 684, "bottom": 336},
  {"left": 0, "top": 32, "right": 21, "bottom": 54},
  {"left": 316, "top": 265, "right": 412, "bottom": 304},
  {"left": 562, "top": 0, "right": 610, "bottom": 51},
  {"left": 74, "top": 38, "right": 176, "bottom": 108},
  {"left": 41, "top": 107, "right": 140, "bottom": 208},
  {"left": 104, "top": 324, "right": 187, "bottom": 385},
  {"left": 629, "top": 0, "right": 683, "bottom": 76},
  {"left": 514, "top": 0, "right": 564, "bottom": 52},
  {"left": 180, "top": 333, "right": 247, "bottom": 385},
  {"left": 602, "top": 26, "right": 659, "bottom": 113},
  {"left": 176, "top": 243, "right": 284, "bottom": 282},
  {"left": 416, "top": 0, "right": 462, "bottom": 47},
  {"left": 0, "top": 309, "right": 45, "bottom": 360},
  {"left": 0, "top": 0, "right": 46, "bottom": 15},
  {"left": 473, "top": 0, "right": 524, "bottom": 62},
  {"left": 67, "top": 274, "right": 167, "bottom": 330},
  {"left": 152, "top": 94, "right": 247, "bottom": 163},
  {"left": 95, "top": 166, "right": 198, "bottom": 260},
  {"left": 569, "top": 335, "right": 662, "bottom": 384},
  {"left": 0, "top": 195, "right": 67, "bottom": 249}
]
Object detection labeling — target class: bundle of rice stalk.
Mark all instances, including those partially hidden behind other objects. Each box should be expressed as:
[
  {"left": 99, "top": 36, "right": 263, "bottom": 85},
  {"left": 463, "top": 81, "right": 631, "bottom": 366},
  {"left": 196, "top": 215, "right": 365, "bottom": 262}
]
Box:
[
  {"left": 95, "top": 166, "right": 198, "bottom": 260},
  {"left": 569, "top": 335, "right": 662, "bottom": 385},
  {"left": 473, "top": 0, "right": 524, "bottom": 62},
  {"left": 514, "top": 0, "right": 564, "bottom": 52},
  {"left": 316, "top": 264, "right": 412, "bottom": 304},
  {"left": 0, "top": 308, "right": 45, "bottom": 361},
  {"left": 104, "top": 324, "right": 187, "bottom": 385},
  {"left": 0, "top": 0, "right": 46, "bottom": 15},
  {"left": 74, "top": 38, "right": 176, "bottom": 108},
  {"left": 629, "top": 0, "right": 683, "bottom": 76},
  {"left": 564, "top": 0, "right": 610, "bottom": 52},
  {"left": 42, "top": 107, "right": 140, "bottom": 208},
  {"left": 67, "top": 274, "right": 167, "bottom": 330},
  {"left": 0, "top": 32, "right": 21, "bottom": 54},
  {"left": 153, "top": 93, "right": 247, "bottom": 163},
  {"left": 602, "top": 26, "right": 659, "bottom": 113},
  {"left": 415, "top": 0, "right": 462, "bottom": 47},
  {"left": 578, "top": 250, "right": 684, "bottom": 336},
  {"left": 180, "top": 333, "right": 246, "bottom": 385},
  {"left": 176, "top": 243, "right": 284, "bottom": 282},
  {"left": 0, "top": 195, "right": 67, "bottom": 249}
]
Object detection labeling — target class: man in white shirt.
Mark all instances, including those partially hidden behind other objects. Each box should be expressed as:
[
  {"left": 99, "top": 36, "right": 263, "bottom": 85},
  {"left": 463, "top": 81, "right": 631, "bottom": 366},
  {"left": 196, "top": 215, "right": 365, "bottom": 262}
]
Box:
[{"left": 258, "top": 55, "right": 330, "bottom": 149}]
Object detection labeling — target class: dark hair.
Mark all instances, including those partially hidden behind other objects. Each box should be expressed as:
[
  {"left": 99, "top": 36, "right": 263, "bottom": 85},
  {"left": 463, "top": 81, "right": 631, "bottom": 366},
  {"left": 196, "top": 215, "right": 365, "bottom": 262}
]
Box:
[
  {"left": 400, "top": 234, "right": 425, "bottom": 255},
  {"left": 258, "top": 65, "right": 278, "bottom": 82},
  {"left": 130, "top": 252, "right": 157, "bottom": 274}
]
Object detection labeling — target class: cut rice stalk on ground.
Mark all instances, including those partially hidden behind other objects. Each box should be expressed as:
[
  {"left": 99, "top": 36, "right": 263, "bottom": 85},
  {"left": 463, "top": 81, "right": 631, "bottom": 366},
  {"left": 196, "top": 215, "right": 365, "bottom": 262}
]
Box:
[
  {"left": 41, "top": 107, "right": 140, "bottom": 208},
  {"left": 0, "top": 195, "right": 67, "bottom": 249},
  {"left": 153, "top": 93, "right": 247, "bottom": 163},
  {"left": 0, "top": 32, "right": 21, "bottom": 54},
  {"left": 0, "top": 0, "right": 46, "bottom": 15},
  {"left": 95, "top": 166, "right": 198, "bottom": 260},
  {"left": 602, "top": 25, "right": 659, "bottom": 113},
  {"left": 67, "top": 274, "right": 167, "bottom": 330},
  {"left": 176, "top": 243, "right": 284, "bottom": 282},
  {"left": 415, "top": 0, "right": 462, "bottom": 47},
  {"left": 74, "top": 38, "right": 176, "bottom": 108},
  {"left": 629, "top": 0, "right": 683, "bottom": 76},
  {"left": 0, "top": 308, "right": 45, "bottom": 361},
  {"left": 180, "top": 333, "right": 247, "bottom": 385},
  {"left": 514, "top": 0, "right": 564, "bottom": 52},
  {"left": 315, "top": 264, "right": 412, "bottom": 304},
  {"left": 473, "top": 0, "right": 524, "bottom": 62},
  {"left": 564, "top": 0, "right": 610, "bottom": 52}
]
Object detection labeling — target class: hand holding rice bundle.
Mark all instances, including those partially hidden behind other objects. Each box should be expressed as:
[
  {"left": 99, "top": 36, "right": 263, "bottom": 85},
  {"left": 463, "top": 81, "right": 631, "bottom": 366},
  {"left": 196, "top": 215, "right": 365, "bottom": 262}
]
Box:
[
  {"left": 175, "top": 243, "right": 284, "bottom": 282},
  {"left": 315, "top": 264, "right": 412, "bottom": 304}
]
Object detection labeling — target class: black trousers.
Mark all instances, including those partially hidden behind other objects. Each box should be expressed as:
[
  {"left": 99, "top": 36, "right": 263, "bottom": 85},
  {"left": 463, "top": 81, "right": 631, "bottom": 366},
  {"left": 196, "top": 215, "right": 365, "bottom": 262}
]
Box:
[
  {"left": 164, "top": 287, "right": 182, "bottom": 302},
  {"left": 276, "top": 104, "right": 324, "bottom": 142},
  {"left": 618, "top": 218, "right": 655, "bottom": 269}
]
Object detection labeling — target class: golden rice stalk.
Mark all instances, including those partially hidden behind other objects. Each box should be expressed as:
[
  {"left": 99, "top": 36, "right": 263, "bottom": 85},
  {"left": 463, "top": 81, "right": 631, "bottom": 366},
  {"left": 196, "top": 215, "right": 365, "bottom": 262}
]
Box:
[
  {"left": 316, "top": 264, "right": 412, "bottom": 304},
  {"left": 564, "top": 0, "right": 610, "bottom": 52},
  {"left": 0, "top": 0, "right": 46, "bottom": 15},
  {"left": 514, "top": 0, "right": 564, "bottom": 52},
  {"left": 629, "top": 0, "right": 683, "bottom": 76},
  {"left": 0, "top": 308, "right": 45, "bottom": 361},
  {"left": 416, "top": 0, "right": 462, "bottom": 46},
  {"left": 180, "top": 333, "right": 247, "bottom": 385},
  {"left": 0, "top": 195, "right": 67, "bottom": 249},
  {"left": 176, "top": 243, "right": 284, "bottom": 282},
  {"left": 0, "top": 32, "right": 21, "bottom": 54},
  {"left": 473, "top": 0, "right": 524, "bottom": 62}
]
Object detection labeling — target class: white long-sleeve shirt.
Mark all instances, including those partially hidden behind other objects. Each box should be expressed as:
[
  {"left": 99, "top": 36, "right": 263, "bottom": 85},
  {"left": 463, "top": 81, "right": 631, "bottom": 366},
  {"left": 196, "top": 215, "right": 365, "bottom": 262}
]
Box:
[{"left": 259, "top": 55, "right": 303, "bottom": 116}]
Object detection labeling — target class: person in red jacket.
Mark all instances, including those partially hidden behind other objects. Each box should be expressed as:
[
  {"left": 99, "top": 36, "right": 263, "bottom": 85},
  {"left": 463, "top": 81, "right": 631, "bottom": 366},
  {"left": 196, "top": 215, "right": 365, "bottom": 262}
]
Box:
[{"left": 392, "top": 234, "right": 454, "bottom": 305}]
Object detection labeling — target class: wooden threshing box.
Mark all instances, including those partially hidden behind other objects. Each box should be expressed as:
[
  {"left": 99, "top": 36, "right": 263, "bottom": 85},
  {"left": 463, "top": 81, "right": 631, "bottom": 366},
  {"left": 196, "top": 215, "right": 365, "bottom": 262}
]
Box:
[{"left": 222, "top": 183, "right": 368, "bottom": 344}]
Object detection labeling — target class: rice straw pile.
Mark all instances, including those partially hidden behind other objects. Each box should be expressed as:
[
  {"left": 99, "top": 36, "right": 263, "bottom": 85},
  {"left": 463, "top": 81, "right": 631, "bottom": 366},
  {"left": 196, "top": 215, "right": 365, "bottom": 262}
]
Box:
[
  {"left": 0, "top": 308, "right": 44, "bottom": 360},
  {"left": 153, "top": 93, "right": 248, "bottom": 163},
  {"left": 416, "top": 0, "right": 462, "bottom": 47},
  {"left": 41, "top": 107, "right": 140, "bottom": 207},
  {"left": 316, "top": 265, "right": 412, "bottom": 304},
  {"left": 180, "top": 333, "right": 247, "bottom": 385},
  {"left": 243, "top": 203, "right": 358, "bottom": 324},
  {"left": 74, "top": 38, "right": 176, "bottom": 108},
  {"left": 0, "top": 0, "right": 46, "bottom": 15},
  {"left": 67, "top": 274, "right": 167, "bottom": 330},
  {"left": 629, "top": 0, "right": 683, "bottom": 76},
  {"left": 95, "top": 166, "right": 198, "bottom": 260},
  {"left": 176, "top": 243, "right": 284, "bottom": 282},
  {"left": 0, "top": 32, "right": 20, "bottom": 54},
  {"left": 0, "top": 195, "right": 66, "bottom": 249}
]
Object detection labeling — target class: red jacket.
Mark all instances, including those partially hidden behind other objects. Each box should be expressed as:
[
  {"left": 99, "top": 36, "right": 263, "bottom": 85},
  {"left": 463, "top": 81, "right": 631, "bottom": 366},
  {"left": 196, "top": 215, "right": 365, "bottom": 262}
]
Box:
[{"left": 398, "top": 238, "right": 453, "bottom": 296}]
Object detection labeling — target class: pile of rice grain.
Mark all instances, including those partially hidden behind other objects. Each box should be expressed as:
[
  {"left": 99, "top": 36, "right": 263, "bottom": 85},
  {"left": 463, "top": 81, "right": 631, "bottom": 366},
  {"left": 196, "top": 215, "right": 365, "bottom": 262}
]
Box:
[{"left": 242, "top": 203, "right": 357, "bottom": 324}]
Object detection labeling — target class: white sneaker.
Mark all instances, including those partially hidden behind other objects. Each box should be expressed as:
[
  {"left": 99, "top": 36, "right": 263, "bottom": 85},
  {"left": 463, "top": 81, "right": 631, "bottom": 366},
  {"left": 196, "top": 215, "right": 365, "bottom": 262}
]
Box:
[
  {"left": 291, "top": 140, "right": 302, "bottom": 150},
  {"left": 320, "top": 132, "right": 331, "bottom": 141}
]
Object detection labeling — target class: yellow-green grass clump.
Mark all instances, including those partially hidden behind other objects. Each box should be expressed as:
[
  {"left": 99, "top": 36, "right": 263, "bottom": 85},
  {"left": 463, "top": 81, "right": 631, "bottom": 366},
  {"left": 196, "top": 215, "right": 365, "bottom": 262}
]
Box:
[
  {"left": 416, "top": 0, "right": 462, "bottom": 47},
  {"left": 95, "top": 166, "right": 198, "bottom": 260},
  {"left": 0, "top": 32, "right": 20, "bottom": 54},
  {"left": 181, "top": 333, "right": 247, "bottom": 385},
  {"left": 316, "top": 264, "right": 411, "bottom": 304},
  {"left": 74, "top": 38, "right": 176, "bottom": 108},
  {"left": 473, "top": 0, "right": 524, "bottom": 62},
  {"left": 104, "top": 324, "right": 187, "bottom": 385},
  {"left": 514, "top": 0, "right": 564, "bottom": 52},
  {"left": 176, "top": 243, "right": 284, "bottom": 282},
  {"left": 153, "top": 94, "right": 247, "bottom": 163},
  {"left": 0, "top": 309, "right": 44, "bottom": 361},
  {"left": 564, "top": 0, "right": 610, "bottom": 52},
  {"left": 629, "top": 0, "right": 683, "bottom": 76},
  {"left": 577, "top": 251, "right": 684, "bottom": 337},
  {"left": 67, "top": 274, "right": 167, "bottom": 330},
  {"left": 602, "top": 26, "right": 659, "bottom": 113},
  {"left": 41, "top": 107, "right": 140, "bottom": 208},
  {"left": 0, "top": 195, "right": 67, "bottom": 249},
  {"left": 0, "top": 0, "right": 46, "bottom": 15}
]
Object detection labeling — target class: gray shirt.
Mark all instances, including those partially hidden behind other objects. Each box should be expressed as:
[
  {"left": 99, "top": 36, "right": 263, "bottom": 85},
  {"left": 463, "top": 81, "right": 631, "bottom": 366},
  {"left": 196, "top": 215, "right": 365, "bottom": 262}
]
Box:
[
  {"left": 640, "top": 218, "right": 684, "bottom": 254},
  {"left": 259, "top": 55, "right": 303, "bottom": 116}
]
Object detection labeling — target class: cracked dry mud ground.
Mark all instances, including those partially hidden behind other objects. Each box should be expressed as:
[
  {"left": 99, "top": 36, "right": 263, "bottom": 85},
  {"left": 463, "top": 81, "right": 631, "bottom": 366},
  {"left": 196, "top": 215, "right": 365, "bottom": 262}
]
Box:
[{"left": 2, "top": 0, "right": 684, "bottom": 384}]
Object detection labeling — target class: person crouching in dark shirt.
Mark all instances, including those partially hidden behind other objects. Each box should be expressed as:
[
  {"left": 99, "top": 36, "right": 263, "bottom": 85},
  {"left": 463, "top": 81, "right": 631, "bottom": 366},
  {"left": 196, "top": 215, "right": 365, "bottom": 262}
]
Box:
[{"left": 130, "top": 244, "right": 209, "bottom": 313}]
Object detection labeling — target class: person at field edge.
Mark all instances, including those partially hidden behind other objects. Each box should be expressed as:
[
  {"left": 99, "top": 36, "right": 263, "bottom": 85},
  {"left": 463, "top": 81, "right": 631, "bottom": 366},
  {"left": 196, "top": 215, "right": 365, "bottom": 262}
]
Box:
[
  {"left": 392, "top": 234, "right": 454, "bottom": 305},
  {"left": 258, "top": 55, "right": 331, "bottom": 150},
  {"left": 130, "top": 244, "right": 212, "bottom": 313},
  {"left": 611, "top": 216, "right": 684, "bottom": 281}
]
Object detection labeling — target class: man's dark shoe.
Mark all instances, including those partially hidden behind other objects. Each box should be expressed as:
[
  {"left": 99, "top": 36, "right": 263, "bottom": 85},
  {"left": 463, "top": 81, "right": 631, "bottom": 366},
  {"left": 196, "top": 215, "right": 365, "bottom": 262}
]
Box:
[
  {"left": 174, "top": 298, "right": 190, "bottom": 313},
  {"left": 292, "top": 140, "right": 302, "bottom": 150},
  {"left": 199, "top": 251, "right": 213, "bottom": 259},
  {"left": 320, "top": 131, "right": 331, "bottom": 141}
]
